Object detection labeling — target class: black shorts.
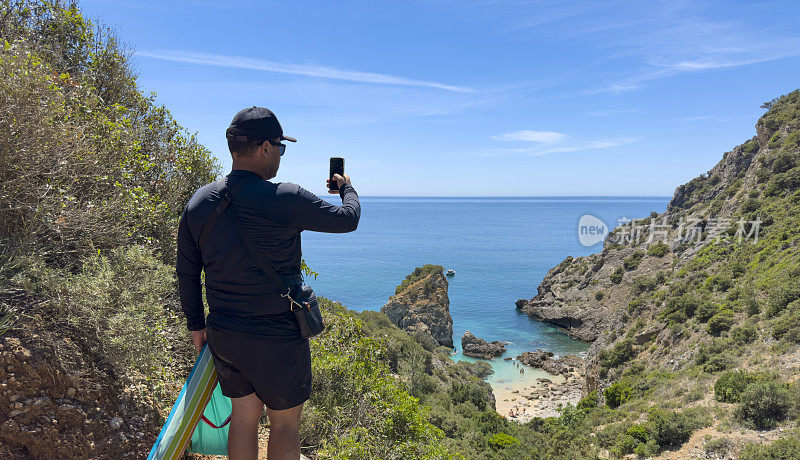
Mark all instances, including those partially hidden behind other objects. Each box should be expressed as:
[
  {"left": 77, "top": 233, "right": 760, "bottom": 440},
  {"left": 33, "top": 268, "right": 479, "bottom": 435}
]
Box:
[{"left": 206, "top": 326, "right": 312, "bottom": 410}]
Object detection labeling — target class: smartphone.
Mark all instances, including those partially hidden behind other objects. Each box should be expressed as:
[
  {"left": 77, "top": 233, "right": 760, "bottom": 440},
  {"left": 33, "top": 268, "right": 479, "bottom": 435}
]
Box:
[{"left": 329, "top": 157, "right": 344, "bottom": 191}]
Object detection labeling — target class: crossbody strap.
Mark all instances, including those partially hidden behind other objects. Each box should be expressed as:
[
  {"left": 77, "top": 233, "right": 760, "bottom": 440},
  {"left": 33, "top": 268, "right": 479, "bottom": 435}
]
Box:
[
  {"left": 229, "top": 201, "right": 291, "bottom": 296},
  {"left": 197, "top": 176, "right": 256, "bottom": 250},
  {"left": 196, "top": 174, "right": 298, "bottom": 309}
]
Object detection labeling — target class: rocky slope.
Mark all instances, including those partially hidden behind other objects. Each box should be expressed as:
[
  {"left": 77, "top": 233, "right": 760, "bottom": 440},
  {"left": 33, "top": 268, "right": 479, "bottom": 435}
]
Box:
[
  {"left": 517, "top": 90, "right": 800, "bottom": 456},
  {"left": 381, "top": 265, "right": 454, "bottom": 348}
]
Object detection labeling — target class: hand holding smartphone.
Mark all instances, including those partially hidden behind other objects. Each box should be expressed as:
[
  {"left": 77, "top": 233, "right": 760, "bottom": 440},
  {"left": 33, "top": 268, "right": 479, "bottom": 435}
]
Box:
[{"left": 327, "top": 157, "right": 344, "bottom": 192}]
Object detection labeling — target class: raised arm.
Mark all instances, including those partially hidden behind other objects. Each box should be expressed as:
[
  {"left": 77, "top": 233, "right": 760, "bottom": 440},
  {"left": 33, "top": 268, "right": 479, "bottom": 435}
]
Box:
[{"left": 275, "top": 180, "right": 360, "bottom": 233}]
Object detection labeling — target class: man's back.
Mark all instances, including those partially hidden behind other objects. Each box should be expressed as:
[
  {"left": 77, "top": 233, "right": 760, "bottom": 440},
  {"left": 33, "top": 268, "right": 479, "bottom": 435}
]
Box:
[{"left": 176, "top": 169, "right": 360, "bottom": 335}]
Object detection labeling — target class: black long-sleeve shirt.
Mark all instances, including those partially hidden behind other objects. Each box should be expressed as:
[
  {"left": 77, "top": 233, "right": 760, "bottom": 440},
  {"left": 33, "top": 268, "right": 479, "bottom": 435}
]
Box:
[{"left": 176, "top": 169, "right": 360, "bottom": 335}]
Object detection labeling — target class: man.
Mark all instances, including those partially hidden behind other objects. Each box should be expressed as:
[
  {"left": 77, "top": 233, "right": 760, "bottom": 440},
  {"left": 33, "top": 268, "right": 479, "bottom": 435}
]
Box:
[{"left": 176, "top": 107, "right": 360, "bottom": 459}]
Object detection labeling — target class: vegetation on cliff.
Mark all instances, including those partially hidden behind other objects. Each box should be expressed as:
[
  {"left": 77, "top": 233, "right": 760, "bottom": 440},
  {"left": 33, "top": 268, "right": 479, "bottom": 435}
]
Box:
[{"left": 518, "top": 89, "right": 800, "bottom": 457}]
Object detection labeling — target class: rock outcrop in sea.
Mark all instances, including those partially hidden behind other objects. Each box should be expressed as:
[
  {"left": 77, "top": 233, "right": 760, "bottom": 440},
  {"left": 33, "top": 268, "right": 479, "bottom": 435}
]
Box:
[
  {"left": 461, "top": 331, "right": 506, "bottom": 359},
  {"left": 516, "top": 350, "right": 584, "bottom": 376},
  {"left": 381, "top": 264, "right": 454, "bottom": 348}
]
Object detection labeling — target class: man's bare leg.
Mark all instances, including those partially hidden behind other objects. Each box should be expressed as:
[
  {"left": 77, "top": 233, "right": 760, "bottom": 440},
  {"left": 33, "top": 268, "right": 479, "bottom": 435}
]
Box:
[
  {"left": 229, "top": 392, "right": 264, "bottom": 460},
  {"left": 265, "top": 402, "right": 304, "bottom": 459}
]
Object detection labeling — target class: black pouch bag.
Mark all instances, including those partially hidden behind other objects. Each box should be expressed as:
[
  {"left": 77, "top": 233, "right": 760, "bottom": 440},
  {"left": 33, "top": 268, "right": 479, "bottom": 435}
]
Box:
[
  {"left": 283, "top": 284, "right": 324, "bottom": 338},
  {"left": 198, "top": 176, "right": 325, "bottom": 339}
]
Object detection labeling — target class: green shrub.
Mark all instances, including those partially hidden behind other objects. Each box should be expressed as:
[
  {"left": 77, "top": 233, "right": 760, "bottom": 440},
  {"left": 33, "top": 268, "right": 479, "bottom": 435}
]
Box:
[
  {"left": 707, "top": 309, "right": 735, "bottom": 335},
  {"left": 704, "top": 274, "right": 733, "bottom": 292},
  {"left": 577, "top": 390, "right": 598, "bottom": 410},
  {"left": 596, "top": 421, "right": 632, "bottom": 448},
  {"left": 714, "top": 370, "right": 773, "bottom": 403},
  {"left": 605, "top": 380, "right": 633, "bottom": 409},
  {"left": 647, "top": 409, "right": 707, "bottom": 451},
  {"left": 632, "top": 276, "right": 657, "bottom": 295},
  {"left": 599, "top": 339, "right": 635, "bottom": 369},
  {"left": 766, "top": 284, "right": 800, "bottom": 317},
  {"left": 742, "top": 198, "right": 761, "bottom": 213},
  {"left": 695, "top": 300, "right": 720, "bottom": 322},
  {"left": 611, "top": 266, "right": 625, "bottom": 284},
  {"left": 610, "top": 434, "right": 639, "bottom": 456},
  {"left": 623, "top": 251, "right": 645, "bottom": 271},
  {"left": 731, "top": 324, "right": 758, "bottom": 345},
  {"left": 626, "top": 424, "right": 650, "bottom": 443},
  {"left": 449, "top": 381, "right": 491, "bottom": 409},
  {"left": 740, "top": 433, "right": 800, "bottom": 459},
  {"left": 595, "top": 291, "right": 605, "bottom": 301},
  {"left": 51, "top": 246, "right": 178, "bottom": 379},
  {"left": 647, "top": 242, "right": 669, "bottom": 257},
  {"left": 628, "top": 298, "right": 645, "bottom": 313},
  {"left": 773, "top": 311, "right": 800, "bottom": 343},
  {"left": 302, "top": 299, "right": 449, "bottom": 457},
  {"left": 735, "top": 380, "right": 793, "bottom": 430},
  {"left": 695, "top": 338, "right": 737, "bottom": 373},
  {"left": 487, "top": 432, "right": 518, "bottom": 449}
]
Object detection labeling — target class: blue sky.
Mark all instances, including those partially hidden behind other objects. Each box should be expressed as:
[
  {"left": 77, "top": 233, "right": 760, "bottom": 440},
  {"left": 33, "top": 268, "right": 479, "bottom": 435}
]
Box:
[{"left": 81, "top": 0, "right": 800, "bottom": 196}]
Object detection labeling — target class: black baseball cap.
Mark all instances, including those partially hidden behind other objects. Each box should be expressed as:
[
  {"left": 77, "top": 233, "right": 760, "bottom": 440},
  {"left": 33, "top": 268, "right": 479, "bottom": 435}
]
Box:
[{"left": 225, "top": 107, "right": 297, "bottom": 143}]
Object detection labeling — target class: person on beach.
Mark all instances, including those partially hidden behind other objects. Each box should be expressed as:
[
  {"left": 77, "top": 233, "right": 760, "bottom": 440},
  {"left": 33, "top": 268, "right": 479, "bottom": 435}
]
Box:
[{"left": 177, "top": 107, "right": 360, "bottom": 459}]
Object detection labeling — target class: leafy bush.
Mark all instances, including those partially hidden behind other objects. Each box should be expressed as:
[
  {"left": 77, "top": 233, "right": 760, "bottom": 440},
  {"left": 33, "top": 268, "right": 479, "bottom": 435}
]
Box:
[
  {"left": 714, "top": 370, "right": 773, "bottom": 403},
  {"left": 647, "top": 242, "right": 669, "bottom": 257},
  {"left": 610, "top": 266, "right": 624, "bottom": 284},
  {"left": 577, "top": 390, "right": 598, "bottom": 410},
  {"left": 695, "top": 300, "right": 721, "bottom": 322},
  {"left": 623, "top": 251, "right": 645, "bottom": 271},
  {"left": 704, "top": 274, "right": 733, "bottom": 292},
  {"left": 707, "top": 309, "right": 735, "bottom": 335},
  {"left": 487, "top": 432, "right": 518, "bottom": 449},
  {"left": 449, "top": 380, "right": 491, "bottom": 409},
  {"left": 632, "top": 276, "right": 657, "bottom": 295},
  {"left": 49, "top": 246, "right": 178, "bottom": 380},
  {"left": 731, "top": 324, "right": 758, "bottom": 345},
  {"left": 735, "top": 380, "right": 793, "bottom": 430},
  {"left": 610, "top": 434, "right": 639, "bottom": 456},
  {"left": 773, "top": 311, "right": 800, "bottom": 343},
  {"left": 647, "top": 409, "right": 708, "bottom": 451},
  {"left": 0, "top": 3, "right": 220, "bottom": 268},
  {"left": 599, "top": 339, "right": 635, "bottom": 370},
  {"left": 594, "top": 291, "right": 604, "bottom": 301},
  {"left": 604, "top": 380, "right": 633, "bottom": 409},
  {"left": 766, "top": 284, "right": 800, "bottom": 317},
  {"left": 302, "top": 299, "right": 449, "bottom": 457},
  {"left": 628, "top": 298, "right": 644, "bottom": 313},
  {"left": 740, "top": 433, "right": 800, "bottom": 459},
  {"left": 695, "top": 338, "right": 737, "bottom": 373}
]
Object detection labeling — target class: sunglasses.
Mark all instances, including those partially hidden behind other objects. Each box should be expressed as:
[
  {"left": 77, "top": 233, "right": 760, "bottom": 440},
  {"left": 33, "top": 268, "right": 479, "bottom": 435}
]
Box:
[{"left": 266, "top": 139, "right": 286, "bottom": 156}]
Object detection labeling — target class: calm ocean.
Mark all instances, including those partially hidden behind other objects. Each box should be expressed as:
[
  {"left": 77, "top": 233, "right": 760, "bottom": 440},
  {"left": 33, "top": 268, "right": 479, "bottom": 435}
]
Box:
[{"left": 301, "top": 196, "right": 670, "bottom": 385}]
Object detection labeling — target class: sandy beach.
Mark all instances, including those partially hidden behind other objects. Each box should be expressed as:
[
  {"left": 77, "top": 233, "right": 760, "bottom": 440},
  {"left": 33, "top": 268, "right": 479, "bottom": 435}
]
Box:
[{"left": 491, "top": 359, "right": 585, "bottom": 423}]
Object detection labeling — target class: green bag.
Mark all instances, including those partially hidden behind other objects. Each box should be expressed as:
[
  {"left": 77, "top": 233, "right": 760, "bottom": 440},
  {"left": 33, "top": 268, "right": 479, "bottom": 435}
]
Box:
[{"left": 188, "top": 383, "right": 232, "bottom": 455}]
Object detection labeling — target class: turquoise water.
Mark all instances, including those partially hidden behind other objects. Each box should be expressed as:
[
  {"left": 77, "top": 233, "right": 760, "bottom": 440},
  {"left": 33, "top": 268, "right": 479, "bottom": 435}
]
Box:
[{"left": 301, "top": 196, "right": 669, "bottom": 381}]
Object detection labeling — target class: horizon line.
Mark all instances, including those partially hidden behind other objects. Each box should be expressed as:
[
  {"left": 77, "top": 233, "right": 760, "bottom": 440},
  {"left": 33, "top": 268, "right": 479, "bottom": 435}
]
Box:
[{"left": 313, "top": 194, "right": 673, "bottom": 198}]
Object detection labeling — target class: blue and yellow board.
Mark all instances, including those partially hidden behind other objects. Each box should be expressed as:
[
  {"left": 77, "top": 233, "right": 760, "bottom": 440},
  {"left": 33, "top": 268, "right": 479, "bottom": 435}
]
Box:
[{"left": 147, "top": 344, "right": 223, "bottom": 460}]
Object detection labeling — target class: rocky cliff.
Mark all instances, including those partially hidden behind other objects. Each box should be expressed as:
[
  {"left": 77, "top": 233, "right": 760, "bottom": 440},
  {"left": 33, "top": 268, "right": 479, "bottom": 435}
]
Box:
[
  {"left": 381, "top": 265, "right": 454, "bottom": 348},
  {"left": 461, "top": 331, "right": 506, "bottom": 359},
  {"left": 516, "top": 90, "right": 800, "bottom": 455}
]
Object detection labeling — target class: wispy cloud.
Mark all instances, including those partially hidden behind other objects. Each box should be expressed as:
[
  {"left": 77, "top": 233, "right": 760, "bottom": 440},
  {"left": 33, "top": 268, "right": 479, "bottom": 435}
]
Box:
[
  {"left": 526, "top": 136, "right": 640, "bottom": 156},
  {"left": 136, "top": 49, "right": 474, "bottom": 93},
  {"left": 492, "top": 130, "right": 568, "bottom": 143},
  {"left": 476, "top": 132, "right": 640, "bottom": 157},
  {"left": 675, "top": 115, "right": 711, "bottom": 122},
  {"left": 584, "top": 108, "right": 640, "bottom": 117}
]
